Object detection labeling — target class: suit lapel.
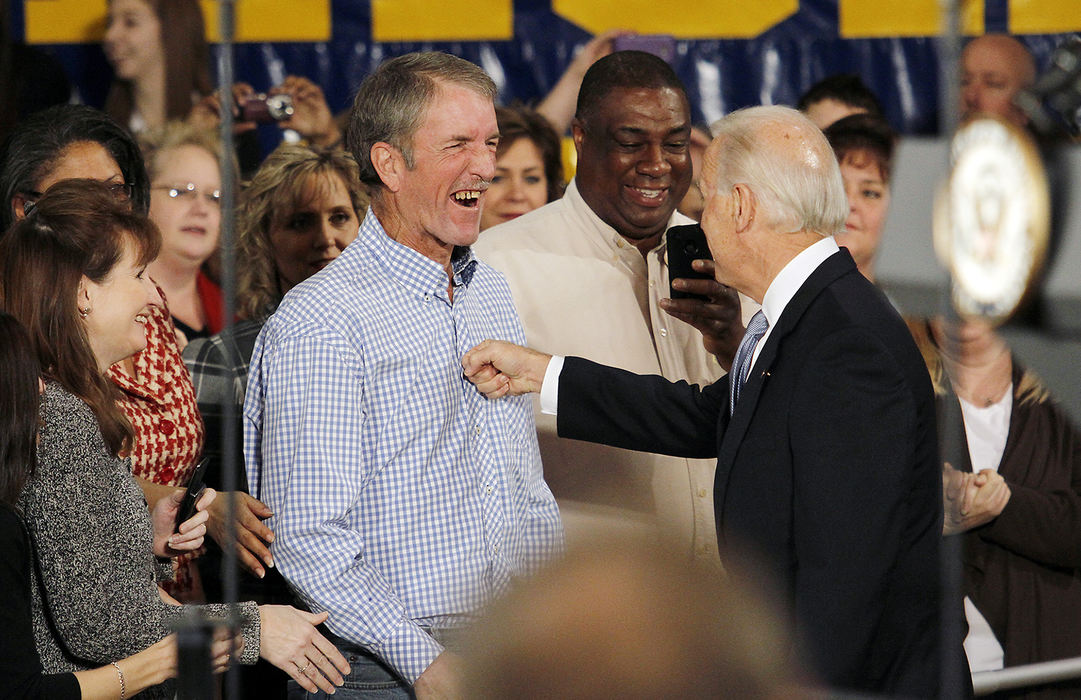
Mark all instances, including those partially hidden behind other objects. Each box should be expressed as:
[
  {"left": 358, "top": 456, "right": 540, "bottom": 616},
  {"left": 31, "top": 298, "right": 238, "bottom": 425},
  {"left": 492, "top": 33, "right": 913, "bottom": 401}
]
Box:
[{"left": 713, "top": 250, "right": 857, "bottom": 510}]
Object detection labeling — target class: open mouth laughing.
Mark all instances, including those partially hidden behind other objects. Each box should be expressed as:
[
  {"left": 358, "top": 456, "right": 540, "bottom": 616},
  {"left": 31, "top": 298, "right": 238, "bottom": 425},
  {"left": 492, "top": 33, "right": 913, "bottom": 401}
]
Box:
[{"left": 452, "top": 189, "right": 483, "bottom": 208}]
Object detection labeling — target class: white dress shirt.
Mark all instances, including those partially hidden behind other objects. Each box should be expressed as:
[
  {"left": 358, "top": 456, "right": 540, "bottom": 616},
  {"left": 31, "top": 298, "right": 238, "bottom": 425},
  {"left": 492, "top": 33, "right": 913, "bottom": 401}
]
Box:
[{"left": 542, "top": 235, "right": 839, "bottom": 409}]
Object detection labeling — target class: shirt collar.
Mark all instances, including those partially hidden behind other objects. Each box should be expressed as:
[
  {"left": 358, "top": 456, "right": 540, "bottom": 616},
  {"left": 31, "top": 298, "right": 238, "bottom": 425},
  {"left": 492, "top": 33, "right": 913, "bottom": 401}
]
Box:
[
  {"left": 564, "top": 178, "right": 692, "bottom": 255},
  {"left": 357, "top": 208, "right": 478, "bottom": 298},
  {"left": 761, "top": 236, "right": 839, "bottom": 328}
]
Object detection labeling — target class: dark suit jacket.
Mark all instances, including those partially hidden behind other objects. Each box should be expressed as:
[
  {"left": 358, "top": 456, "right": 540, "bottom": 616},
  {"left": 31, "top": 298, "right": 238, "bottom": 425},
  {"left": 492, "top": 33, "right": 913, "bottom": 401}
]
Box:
[{"left": 557, "top": 249, "right": 944, "bottom": 696}]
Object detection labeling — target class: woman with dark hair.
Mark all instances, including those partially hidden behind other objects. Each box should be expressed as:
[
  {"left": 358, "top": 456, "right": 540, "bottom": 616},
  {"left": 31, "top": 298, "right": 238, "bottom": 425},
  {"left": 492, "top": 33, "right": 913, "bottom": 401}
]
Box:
[
  {"left": 823, "top": 112, "right": 896, "bottom": 282},
  {"left": 1, "top": 180, "right": 349, "bottom": 698},
  {"left": 103, "top": 0, "right": 212, "bottom": 134},
  {"left": 0, "top": 103, "right": 275, "bottom": 598},
  {"left": 479, "top": 105, "right": 564, "bottom": 231},
  {"left": 0, "top": 104, "right": 149, "bottom": 230},
  {"left": 0, "top": 311, "right": 191, "bottom": 699}
]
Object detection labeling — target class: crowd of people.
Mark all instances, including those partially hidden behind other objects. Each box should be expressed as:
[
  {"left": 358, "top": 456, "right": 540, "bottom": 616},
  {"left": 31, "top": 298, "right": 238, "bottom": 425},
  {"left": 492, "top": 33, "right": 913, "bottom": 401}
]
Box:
[{"left": 1, "top": 0, "right": 1079, "bottom": 696}]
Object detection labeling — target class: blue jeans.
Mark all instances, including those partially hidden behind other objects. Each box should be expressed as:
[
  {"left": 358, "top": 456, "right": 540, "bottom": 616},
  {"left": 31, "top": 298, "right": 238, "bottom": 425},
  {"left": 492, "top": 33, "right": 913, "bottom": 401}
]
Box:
[{"left": 286, "top": 635, "right": 414, "bottom": 700}]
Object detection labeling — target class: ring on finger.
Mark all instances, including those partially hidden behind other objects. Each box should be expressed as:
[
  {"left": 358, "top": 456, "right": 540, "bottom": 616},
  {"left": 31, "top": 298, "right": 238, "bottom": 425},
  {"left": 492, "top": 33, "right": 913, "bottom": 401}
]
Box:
[{"left": 296, "top": 659, "right": 311, "bottom": 674}]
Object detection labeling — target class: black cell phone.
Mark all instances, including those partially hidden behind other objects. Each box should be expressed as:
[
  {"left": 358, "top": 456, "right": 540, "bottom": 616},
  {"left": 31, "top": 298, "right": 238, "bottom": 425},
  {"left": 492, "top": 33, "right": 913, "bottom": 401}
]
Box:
[
  {"left": 612, "top": 34, "right": 677, "bottom": 65},
  {"left": 175, "top": 457, "right": 210, "bottom": 530},
  {"left": 667, "top": 224, "right": 714, "bottom": 302}
]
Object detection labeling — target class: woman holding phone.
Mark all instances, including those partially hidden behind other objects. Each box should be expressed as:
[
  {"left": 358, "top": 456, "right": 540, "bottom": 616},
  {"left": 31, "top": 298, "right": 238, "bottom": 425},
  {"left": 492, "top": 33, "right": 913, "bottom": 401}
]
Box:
[{"left": 0, "top": 180, "right": 349, "bottom": 698}]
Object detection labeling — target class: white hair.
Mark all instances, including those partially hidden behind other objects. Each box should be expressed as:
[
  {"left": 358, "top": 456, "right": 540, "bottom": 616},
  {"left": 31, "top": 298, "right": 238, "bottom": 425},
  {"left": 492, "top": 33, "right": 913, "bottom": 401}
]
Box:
[{"left": 709, "top": 106, "right": 847, "bottom": 237}]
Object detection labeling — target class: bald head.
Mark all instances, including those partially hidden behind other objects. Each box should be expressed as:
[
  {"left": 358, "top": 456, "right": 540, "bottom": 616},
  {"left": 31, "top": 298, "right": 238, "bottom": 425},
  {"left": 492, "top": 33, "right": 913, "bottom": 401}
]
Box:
[
  {"left": 705, "top": 106, "right": 847, "bottom": 237},
  {"left": 960, "top": 34, "right": 1036, "bottom": 126},
  {"left": 697, "top": 106, "right": 847, "bottom": 302},
  {"left": 463, "top": 537, "right": 802, "bottom": 699}
]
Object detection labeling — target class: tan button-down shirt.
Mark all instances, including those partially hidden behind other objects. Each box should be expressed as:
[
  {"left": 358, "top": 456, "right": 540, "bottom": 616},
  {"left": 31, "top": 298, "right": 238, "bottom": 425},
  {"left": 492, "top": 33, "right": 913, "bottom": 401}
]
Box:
[{"left": 476, "top": 180, "right": 758, "bottom": 562}]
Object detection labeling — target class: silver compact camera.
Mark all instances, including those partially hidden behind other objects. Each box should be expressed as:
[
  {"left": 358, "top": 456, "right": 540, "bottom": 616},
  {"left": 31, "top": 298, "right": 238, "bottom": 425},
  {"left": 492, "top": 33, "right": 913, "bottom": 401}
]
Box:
[{"left": 240, "top": 93, "right": 295, "bottom": 122}]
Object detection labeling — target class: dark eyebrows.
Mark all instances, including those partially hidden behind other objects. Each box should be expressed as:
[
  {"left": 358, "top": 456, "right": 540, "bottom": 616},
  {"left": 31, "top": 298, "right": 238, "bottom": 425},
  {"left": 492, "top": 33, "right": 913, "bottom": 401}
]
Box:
[
  {"left": 612, "top": 124, "right": 691, "bottom": 139},
  {"left": 667, "top": 123, "right": 692, "bottom": 138}
]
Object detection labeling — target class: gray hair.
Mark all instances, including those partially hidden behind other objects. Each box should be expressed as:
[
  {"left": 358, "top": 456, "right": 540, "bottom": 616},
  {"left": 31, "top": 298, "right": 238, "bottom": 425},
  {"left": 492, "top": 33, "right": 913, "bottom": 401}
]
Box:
[
  {"left": 709, "top": 106, "right": 847, "bottom": 237},
  {"left": 346, "top": 52, "right": 496, "bottom": 190}
]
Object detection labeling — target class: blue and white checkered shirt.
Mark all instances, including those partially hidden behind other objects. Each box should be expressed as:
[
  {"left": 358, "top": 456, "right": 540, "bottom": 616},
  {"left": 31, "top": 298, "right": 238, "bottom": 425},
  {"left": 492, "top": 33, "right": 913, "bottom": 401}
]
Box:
[{"left": 244, "top": 210, "right": 564, "bottom": 683}]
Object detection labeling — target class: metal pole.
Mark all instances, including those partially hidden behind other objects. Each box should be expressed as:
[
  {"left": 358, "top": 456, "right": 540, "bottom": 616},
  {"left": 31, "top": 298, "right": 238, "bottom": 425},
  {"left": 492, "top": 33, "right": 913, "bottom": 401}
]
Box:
[
  {"left": 216, "top": 1, "right": 241, "bottom": 698},
  {"left": 937, "top": 1, "right": 967, "bottom": 698},
  {"left": 974, "top": 657, "right": 1081, "bottom": 695}
]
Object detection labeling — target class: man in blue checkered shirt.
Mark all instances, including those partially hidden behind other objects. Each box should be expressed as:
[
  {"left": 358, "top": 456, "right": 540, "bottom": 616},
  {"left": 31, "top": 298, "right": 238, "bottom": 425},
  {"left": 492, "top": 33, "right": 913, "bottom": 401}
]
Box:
[{"left": 243, "top": 52, "right": 564, "bottom": 698}]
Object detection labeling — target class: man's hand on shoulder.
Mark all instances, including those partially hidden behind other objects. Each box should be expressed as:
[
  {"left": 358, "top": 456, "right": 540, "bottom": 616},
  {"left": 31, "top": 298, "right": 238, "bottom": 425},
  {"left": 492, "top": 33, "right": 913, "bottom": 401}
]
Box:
[
  {"left": 414, "top": 651, "right": 464, "bottom": 699},
  {"left": 462, "top": 340, "right": 551, "bottom": 398},
  {"left": 660, "top": 259, "right": 743, "bottom": 370}
]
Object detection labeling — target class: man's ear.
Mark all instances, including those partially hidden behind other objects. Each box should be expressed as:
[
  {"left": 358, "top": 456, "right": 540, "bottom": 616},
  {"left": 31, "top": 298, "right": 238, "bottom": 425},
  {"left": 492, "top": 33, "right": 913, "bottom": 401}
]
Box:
[
  {"left": 370, "top": 142, "right": 404, "bottom": 193},
  {"left": 571, "top": 119, "right": 586, "bottom": 159},
  {"left": 732, "top": 183, "right": 757, "bottom": 233}
]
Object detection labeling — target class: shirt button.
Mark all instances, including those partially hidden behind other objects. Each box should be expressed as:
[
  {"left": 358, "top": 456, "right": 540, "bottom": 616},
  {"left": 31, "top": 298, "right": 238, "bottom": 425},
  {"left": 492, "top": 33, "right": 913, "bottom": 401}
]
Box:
[
  {"left": 474, "top": 425, "right": 482, "bottom": 435},
  {"left": 659, "top": 328, "right": 668, "bottom": 338},
  {"left": 697, "top": 488, "right": 708, "bottom": 498},
  {"left": 485, "top": 485, "right": 493, "bottom": 495},
  {"left": 424, "top": 294, "right": 431, "bottom": 303},
  {"left": 648, "top": 280, "right": 655, "bottom": 288}
]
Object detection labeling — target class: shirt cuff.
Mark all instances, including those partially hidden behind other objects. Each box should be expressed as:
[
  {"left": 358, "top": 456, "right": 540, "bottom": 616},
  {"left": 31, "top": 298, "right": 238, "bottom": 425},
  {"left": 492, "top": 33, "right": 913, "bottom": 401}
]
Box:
[
  {"left": 539, "top": 355, "right": 564, "bottom": 415},
  {"left": 372, "top": 618, "right": 445, "bottom": 684}
]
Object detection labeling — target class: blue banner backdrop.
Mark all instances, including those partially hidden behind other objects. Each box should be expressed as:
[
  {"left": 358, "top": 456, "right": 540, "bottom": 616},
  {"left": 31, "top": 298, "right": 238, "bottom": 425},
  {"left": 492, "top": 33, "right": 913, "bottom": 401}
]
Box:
[{"left": 10, "top": 0, "right": 1080, "bottom": 135}]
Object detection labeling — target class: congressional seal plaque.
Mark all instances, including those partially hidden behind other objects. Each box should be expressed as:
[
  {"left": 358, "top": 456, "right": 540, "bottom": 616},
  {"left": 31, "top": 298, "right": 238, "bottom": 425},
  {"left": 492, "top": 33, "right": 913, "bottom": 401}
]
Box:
[{"left": 933, "top": 115, "right": 1050, "bottom": 325}]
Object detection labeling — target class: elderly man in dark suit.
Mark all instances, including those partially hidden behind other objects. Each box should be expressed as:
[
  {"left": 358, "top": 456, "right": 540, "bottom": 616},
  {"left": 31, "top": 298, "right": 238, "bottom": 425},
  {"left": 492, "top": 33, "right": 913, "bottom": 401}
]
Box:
[{"left": 463, "top": 105, "right": 948, "bottom": 696}]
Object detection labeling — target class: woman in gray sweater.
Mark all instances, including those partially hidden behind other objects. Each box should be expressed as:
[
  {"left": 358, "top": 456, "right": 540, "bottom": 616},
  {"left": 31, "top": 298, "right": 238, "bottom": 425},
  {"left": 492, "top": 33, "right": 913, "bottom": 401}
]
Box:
[{"left": 1, "top": 180, "right": 350, "bottom": 697}]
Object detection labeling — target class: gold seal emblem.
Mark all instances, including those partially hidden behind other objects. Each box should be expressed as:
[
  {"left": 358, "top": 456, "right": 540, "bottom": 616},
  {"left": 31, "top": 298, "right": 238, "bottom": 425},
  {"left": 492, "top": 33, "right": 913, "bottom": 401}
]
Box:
[{"left": 934, "top": 115, "right": 1050, "bottom": 324}]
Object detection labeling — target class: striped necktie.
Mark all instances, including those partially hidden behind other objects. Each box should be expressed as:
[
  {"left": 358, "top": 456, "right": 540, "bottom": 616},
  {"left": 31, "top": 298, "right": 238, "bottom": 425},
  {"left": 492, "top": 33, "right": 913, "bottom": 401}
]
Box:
[{"left": 729, "top": 310, "right": 769, "bottom": 415}]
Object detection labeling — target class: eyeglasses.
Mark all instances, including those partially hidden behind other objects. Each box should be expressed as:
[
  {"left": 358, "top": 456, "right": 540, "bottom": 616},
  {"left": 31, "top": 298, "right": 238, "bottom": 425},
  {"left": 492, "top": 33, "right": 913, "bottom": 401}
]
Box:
[
  {"left": 153, "top": 183, "right": 222, "bottom": 207},
  {"left": 22, "top": 181, "right": 134, "bottom": 214}
]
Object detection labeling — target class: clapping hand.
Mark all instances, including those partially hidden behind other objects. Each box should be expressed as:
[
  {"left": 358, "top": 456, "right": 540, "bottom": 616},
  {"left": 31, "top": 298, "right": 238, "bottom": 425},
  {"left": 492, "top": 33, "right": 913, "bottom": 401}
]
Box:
[{"left": 942, "top": 463, "right": 1011, "bottom": 535}]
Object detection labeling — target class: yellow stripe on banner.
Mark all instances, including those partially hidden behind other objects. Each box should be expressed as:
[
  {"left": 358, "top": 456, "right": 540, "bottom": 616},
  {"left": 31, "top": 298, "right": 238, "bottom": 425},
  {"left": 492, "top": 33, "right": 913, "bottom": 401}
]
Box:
[
  {"left": 840, "top": 0, "right": 983, "bottom": 38},
  {"left": 24, "top": 0, "right": 331, "bottom": 44},
  {"left": 551, "top": 0, "right": 797, "bottom": 39},
  {"left": 1010, "top": 0, "right": 1081, "bottom": 34},
  {"left": 372, "top": 0, "right": 513, "bottom": 41},
  {"left": 24, "top": 0, "right": 106, "bottom": 43},
  {"left": 206, "top": 0, "right": 331, "bottom": 42}
]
